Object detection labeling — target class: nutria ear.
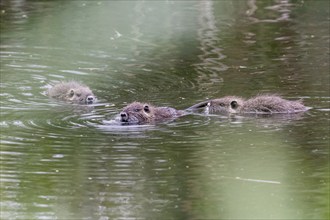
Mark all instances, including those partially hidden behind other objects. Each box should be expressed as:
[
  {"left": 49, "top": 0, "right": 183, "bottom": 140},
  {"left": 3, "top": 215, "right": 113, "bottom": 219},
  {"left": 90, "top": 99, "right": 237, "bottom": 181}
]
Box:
[
  {"left": 230, "top": 100, "right": 238, "bottom": 109},
  {"left": 144, "top": 105, "right": 150, "bottom": 113},
  {"left": 69, "top": 89, "right": 75, "bottom": 97}
]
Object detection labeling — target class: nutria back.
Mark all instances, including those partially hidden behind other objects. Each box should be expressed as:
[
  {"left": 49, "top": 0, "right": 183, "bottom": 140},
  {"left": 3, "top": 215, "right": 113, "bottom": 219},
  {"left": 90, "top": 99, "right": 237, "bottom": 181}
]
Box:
[
  {"left": 187, "top": 95, "right": 308, "bottom": 114},
  {"left": 48, "top": 81, "right": 96, "bottom": 104},
  {"left": 118, "top": 102, "right": 184, "bottom": 124},
  {"left": 241, "top": 95, "right": 307, "bottom": 113}
]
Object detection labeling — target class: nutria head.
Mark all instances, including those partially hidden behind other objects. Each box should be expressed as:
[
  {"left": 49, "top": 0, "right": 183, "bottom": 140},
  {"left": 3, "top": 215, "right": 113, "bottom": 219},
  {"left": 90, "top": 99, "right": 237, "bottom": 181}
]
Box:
[
  {"left": 48, "top": 81, "right": 96, "bottom": 105},
  {"left": 66, "top": 87, "right": 96, "bottom": 105},
  {"left": 187, "top": 96, "right": 243, "bottom": 114},
  {"left": 187, "top": 96, "right": 244, "bottom": 114},
  {"left": 119, "top": 102, "right": 155, "bottom": 124},
  {"left": 206, "top": 96, "right": 245, "bottom": 114}
]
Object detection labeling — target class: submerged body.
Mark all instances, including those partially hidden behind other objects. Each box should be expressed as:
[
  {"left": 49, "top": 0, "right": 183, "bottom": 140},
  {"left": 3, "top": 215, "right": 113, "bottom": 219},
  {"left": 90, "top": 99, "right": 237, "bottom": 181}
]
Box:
[
  {"left": 48, "top": 81, "right": 96, "bottom": 104},
  {"left": 118, "top": 102, "right": 185, "bottom": 125},
  {"left": 188, "top": 95, "right": 309, "bottom": 114}
]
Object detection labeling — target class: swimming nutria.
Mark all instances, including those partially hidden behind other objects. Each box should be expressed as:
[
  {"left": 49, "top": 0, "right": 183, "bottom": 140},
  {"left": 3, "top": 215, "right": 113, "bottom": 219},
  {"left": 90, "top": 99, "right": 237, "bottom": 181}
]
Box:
[
  {"left": 48, "top": 81, "right": 96, "bottom": 104},
  {"left": 187, "top": 95, "right": 309, "bottom": 114},
  {"left": 118, "top": 102, "right": 185, "bottom": 124}
]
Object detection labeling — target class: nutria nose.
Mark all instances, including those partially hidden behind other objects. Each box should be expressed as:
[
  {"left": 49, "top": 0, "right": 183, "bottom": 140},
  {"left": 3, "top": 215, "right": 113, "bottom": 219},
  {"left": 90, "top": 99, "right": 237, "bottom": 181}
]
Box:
[
  {"left": 120, "top": 112, "right": 128, "bottom": 121},
  {"left": 86, "top": 96, "right": 95, "bottom": 104}
]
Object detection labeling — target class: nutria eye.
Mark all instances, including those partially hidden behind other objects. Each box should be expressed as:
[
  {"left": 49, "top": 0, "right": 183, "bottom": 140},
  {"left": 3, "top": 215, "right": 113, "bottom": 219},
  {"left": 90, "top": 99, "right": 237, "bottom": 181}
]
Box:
[
  {"left": 134, "top": 108, "right": 140, "bottom": 112},
  {"left": 219, "top": 103, "right": 225, "bottom": 107},
  {"left": 231, "top": 101, "right": 238, "bottom": 109},
  {"left": 69, "top": 89, "right": 75, "bottom": 97},
  {"left": 144, "top": 105, "right": 150, "bottom": 113}
]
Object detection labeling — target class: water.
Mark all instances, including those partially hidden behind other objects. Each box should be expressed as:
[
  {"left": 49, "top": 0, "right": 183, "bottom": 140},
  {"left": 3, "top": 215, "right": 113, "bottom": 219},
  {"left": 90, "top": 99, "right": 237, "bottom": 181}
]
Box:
[{"left": 1, "top": 0, "right": 329, "bottom": 219}]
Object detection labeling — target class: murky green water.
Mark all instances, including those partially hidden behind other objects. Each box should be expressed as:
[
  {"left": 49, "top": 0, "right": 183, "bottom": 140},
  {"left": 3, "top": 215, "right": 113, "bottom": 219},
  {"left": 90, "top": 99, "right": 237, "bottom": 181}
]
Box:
[{"left": 1, "top": 0, "right": 329, "bottom": 219}]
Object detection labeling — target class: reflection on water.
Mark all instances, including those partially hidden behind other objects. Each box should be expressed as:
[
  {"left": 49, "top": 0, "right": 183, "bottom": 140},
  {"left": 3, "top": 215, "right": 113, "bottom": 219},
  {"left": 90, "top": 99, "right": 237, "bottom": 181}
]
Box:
[
  {"left": 195, "top": 0, "right": 228, "bottom": 76},
  {"left": 0, "top": 0, "right": 329, "bottom": 219},
  {"left": 246, "top": 0, "right": 293, "bottom": 23}
]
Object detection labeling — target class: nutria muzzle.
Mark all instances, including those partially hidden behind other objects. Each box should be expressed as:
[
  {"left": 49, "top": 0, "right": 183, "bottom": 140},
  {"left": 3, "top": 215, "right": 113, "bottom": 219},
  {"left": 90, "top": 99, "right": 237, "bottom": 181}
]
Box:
[
  {"left": 86, "top": 95, "right": 96, "bottom": 104},
  {"left": 120, "top": 112, "right": 129, "bottom": 122}
]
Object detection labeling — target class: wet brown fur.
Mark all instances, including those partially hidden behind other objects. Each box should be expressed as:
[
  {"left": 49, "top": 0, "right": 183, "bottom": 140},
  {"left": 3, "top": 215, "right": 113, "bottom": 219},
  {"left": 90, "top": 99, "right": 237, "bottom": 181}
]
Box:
[
  {"left": 188, "top": 95, "right": 308, "bottom": 114},
  {"left": 119, "top": 102, "right": 184, "bottom": 124},
  {"left": 48, "top": 81, "right": 96, "bottom": 104}
]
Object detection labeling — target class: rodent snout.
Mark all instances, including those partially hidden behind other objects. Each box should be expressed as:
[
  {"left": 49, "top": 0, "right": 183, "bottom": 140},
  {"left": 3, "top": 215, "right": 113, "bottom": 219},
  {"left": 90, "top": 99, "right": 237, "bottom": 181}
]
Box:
[
  {"left": 86, "top": 95, "right": 95, "bottom": 104},
  {"left": 120, "top": 112, "right": 128, "bottom": 121}
]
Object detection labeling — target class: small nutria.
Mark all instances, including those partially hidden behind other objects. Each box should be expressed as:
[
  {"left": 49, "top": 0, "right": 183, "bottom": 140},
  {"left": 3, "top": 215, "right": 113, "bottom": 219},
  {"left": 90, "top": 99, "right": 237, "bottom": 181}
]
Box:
[
  {"left": 48, "top": 81, "right": 96, "bottom": 104},
  {"left": 118, "top": 102, "right": 185, "bottom": 124},
  {"left": 188, "top": 95, "right": 309, "bottom": 114}
]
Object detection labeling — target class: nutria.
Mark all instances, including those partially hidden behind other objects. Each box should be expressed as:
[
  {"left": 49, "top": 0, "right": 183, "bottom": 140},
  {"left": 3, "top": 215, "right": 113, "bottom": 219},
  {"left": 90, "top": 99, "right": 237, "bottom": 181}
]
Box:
[
  {"left": 48, "top": 81, "right": 96, "bottom": 104},
  {"left": 187, "top": 95, "right": 309, "bottom": 114},
  {"left": 118, "top": 102, "right": 185, "bottom": 124}
]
